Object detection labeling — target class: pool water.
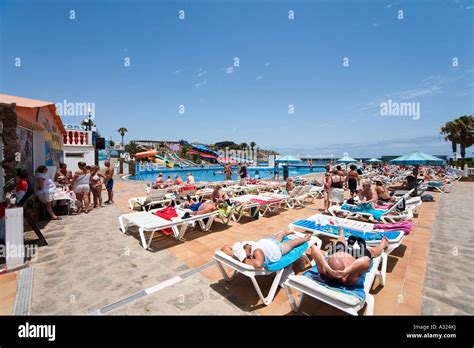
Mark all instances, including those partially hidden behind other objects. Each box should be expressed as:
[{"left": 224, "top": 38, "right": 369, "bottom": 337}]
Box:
[{"left": 128, "top": 166, "right": 324, "bottom": 183}]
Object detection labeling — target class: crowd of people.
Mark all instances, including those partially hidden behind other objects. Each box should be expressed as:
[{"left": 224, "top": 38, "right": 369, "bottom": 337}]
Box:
[{"left": 11, "top": 161, "right": 115, "bottom": 220}]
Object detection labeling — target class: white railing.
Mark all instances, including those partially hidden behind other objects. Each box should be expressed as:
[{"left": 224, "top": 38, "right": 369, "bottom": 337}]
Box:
[
  {"left": 137, "top": 163, "right": 167, "bottom": 173},
  {"left": 63, "top": 130, "right": 93, "bottom": 147}
]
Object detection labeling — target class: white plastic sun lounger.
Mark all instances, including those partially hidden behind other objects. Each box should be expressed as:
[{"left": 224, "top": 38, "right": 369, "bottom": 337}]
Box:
[
  {"left": 128, "top": 189, "right": 171, "bottom": 211},
  {"left": 286, "top": 186, "right": 312, "bottom": 208},
  {"left": 328, "top": 192, "right": 416, "bottom": 223},
  {"left": 283, "top": 252, "right": 387, "bottom": 315},
  {"left": 213, "top": 233, "right": 322, "bottom": 305},
  {"left": 119, "top": 207, "right": 217, "bottom": 249},
  {"left": 288, "top": 213, "right": 405, "bottom": 254}
]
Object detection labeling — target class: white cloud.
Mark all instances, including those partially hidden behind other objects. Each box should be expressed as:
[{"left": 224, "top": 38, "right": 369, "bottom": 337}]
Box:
[
  {"left": 195, "top": 83, "right": 201, "bottom": 87},
  {"left": 196, "top": 70, "right": 207, "bottom": 78},
  {"left": 256, "top": 75, "right": 263, "bottom": 80},
  {"left": 264, "top": 62, "right": 270, "bottom": 67},
  {"left": 202, "top": 79, "right": 207, "bottom": 85},
  {"left": 225, "top": 66, "right": 234, "bottom": 74},
  {"left": 465, "top": 5, "right": 474, "bottom": 10}
]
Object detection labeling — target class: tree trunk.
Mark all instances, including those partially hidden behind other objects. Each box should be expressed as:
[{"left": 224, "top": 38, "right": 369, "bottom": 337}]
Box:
[
  {"left": 121, "top": 135, "right": 124, "bottom": 153},
  {"left": 461, "top": 145, "right": 466, "bottom": 168}
]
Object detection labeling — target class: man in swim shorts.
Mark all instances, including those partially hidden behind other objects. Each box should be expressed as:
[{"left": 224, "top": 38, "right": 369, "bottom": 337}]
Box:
[
  {"left": 221, "top": 231, "right": 311, "bottom": 269},
  {"left": 104, "top": 161, "right": 114, "bottom": 204},
  {"left": 309, "top": 227, "right": 388, "bottom": 286}
]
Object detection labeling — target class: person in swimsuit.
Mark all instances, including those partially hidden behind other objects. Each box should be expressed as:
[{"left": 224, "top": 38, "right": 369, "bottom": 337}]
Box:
[
  {"left": 186, "top": 172, "right": 195, "bottom": 185},
  {"left": 104, "top": 160, "right": 115, "bottom": 205},
  {"left": 358, "top": 180, "right": 378, "bottom": 204},
  {"left": 345, "top": 164, "right": 360, "bottom": 197},
  {"left": 72, "top": 161, "right": 91, "bottom": 213},
  {"left": 174, "top": 175, "right": 183, "bottom": 186},
  {"left": 309, "top": 227, "right": 388, "bottom": 285},
  {"left": 222, "top": 231, "right": 311, "bottom": 268},
  {"left": 90, "top": 165, "right": 105, "bottom": 208},
  {"left": 55, "top": 163, "right": 73, "bottom": 188},
  {"left": 224, "top": 163, "right": 233, "bottom": 181},
  {"left": 328, "top": 169, "right": 345, "bottom": 206},
  {"left": 374, "top": 179, "right": 395, "bottom": 204},
  {"left": 323, "top": 171, "right": 332, "bottom": 212}
]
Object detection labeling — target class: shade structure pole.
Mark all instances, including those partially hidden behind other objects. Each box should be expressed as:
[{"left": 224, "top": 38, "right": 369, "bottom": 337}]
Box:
[{"left": 414, "top": 165, "right": 419, "bottom": 196}]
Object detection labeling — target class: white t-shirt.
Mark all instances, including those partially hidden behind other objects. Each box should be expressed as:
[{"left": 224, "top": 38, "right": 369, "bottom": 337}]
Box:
[
  {"left": 246, "top": 238, "right": 282, "bottom": 263},
  {"left": 35, "top": 173, "right": 57, "bottom": 194}
]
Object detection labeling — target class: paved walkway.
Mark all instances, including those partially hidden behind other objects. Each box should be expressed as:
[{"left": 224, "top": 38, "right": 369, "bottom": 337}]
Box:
[{"left": 422, "top": 182, "right": 474, "bottom": 315}]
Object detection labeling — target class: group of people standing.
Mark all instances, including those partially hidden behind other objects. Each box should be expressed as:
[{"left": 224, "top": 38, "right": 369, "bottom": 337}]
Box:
[
  {"left": 12, "top": 161, "right": 115, "bottom": 220},
  {"left": 321, "top": 163, "right": 396, "bottom": 212},
  {"left": 53, "top": 160, "right": 115, "bottom": 214}
]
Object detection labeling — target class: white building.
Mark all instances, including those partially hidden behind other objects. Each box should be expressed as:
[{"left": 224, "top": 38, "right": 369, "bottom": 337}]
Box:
[{"left": 62, "top": 124, "right": 95, "bottom": 171}]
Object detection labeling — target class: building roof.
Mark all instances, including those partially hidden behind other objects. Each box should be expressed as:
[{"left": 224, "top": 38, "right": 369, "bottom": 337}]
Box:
[{"left": 0, "top": 93, "right": 65, "bottom": 133}]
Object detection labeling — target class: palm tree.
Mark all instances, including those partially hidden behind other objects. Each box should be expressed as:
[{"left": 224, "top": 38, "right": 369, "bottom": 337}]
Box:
[
  {"left": 239, "top": 142, "right": 248, "bottom": 150},
  {"left": 117, "top": 127, "right": 128, "bottom": 153},
  {"left": 440, "top": 121, "right": 459, "bottom": 157},
  {"left": 249, "top": 142, "right": 256, "bottom": 150},
  {"left": 453, "top": 115, "right": 474, "bottom": 166},
  {"left": 441, "top": 115, "right": 474, "bottom": 166}
]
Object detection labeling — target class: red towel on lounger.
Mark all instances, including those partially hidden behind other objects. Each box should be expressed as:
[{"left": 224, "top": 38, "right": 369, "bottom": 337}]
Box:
[{"left": 154, "top": 206, "right": 178, "bottom": 235}]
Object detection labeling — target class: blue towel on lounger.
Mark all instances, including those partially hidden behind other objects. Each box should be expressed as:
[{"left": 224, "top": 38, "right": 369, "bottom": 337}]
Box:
[
  {"left": 303, "top": 259, "right": 373, "bottom": 302},
  {"left": 292, "top": 220, "right": 402, "bottom": 242},
  {"left": 264, "top": 236, "right": 308, "bottom": 272},
  {"left": 341, "top": 204, "right": 386, "bottom": 221}
]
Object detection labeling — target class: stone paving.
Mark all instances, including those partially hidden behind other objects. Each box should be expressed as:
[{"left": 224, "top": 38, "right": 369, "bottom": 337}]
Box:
[
  {"left": 422, "top": 182, "right": 474, "bottom": 315},
  {"left": 0, "top": 175, "right": 472, "bottom": 315}
]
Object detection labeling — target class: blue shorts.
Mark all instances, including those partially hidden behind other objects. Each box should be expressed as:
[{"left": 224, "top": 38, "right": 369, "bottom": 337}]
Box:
[
  {"left": 106, "top": 179, "right": 114, "bottom": 191},
  {"left": 189, "top": 202, "right": 202, "bottom": 212}
]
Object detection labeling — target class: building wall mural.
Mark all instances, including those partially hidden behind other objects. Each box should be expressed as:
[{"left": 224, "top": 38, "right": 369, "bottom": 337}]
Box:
[{"left": 39, "top": 108, "right": 64, "bottom": 166}]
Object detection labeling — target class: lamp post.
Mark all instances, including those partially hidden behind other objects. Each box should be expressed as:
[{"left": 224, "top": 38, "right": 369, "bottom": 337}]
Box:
[{"left": 87, "top": 108, "right": 93, "bottom": 131}]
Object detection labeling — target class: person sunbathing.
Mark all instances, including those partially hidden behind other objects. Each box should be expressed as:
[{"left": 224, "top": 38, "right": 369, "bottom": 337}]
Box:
[
  {"left": 310, "top": 227, "right": 388, "bottom": 286},
  {"left": 374, "top": 180, "right": 395, "bottom": 204},
  {"left": 222, "top": 231, "right": 311, "bottom": 269},
  {"left": 358, "top": 180, "right": 378, "bottom": 203},
  {"left": 182, "top": 198, "right": 217, "bottom": 216}
]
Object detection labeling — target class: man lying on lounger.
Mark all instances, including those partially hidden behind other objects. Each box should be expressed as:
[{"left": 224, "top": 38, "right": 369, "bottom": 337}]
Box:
[
  {"left": 309, "top": 227, "right": 388, "bottom": 286},
  {"left": 221, "top": 231, "right": 311, "bottom": 269}
]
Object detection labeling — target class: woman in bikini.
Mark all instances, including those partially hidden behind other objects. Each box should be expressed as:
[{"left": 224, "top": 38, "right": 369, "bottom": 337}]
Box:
[{"left": 345, "top": 164, "right": 360, "bottom": 198}]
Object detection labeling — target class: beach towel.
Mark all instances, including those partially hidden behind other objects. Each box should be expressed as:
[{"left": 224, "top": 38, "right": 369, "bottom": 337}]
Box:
[
  {"left": 249, "top": 198, "right": 282, "bottom": 205},
  {"left": 154, "top": 206, "right": 178, "bottom": 235},
  {"left": 341, "top": 204, "right": 387, "bottom": 221},
  {"left": 264, "top": 236, "right": 309, "bottom": 272},
  {"left": 373, "top": 221, "right": 413, "bottom": 235},
  {"left": 292, "top": 220, "right": 402, "bottom": 241},
  {"left": 303, "top": 258, "right": 372, "bottom": 302}
]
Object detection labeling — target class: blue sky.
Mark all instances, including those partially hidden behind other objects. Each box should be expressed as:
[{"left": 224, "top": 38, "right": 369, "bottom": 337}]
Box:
[{"left": 1, "top": 0, "right": 473, "bottom": 157}]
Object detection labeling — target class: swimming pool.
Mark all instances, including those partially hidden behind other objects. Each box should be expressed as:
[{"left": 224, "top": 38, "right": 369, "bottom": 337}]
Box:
[{"left": 128, "top": 166, "right": 325, "bottom": 182}]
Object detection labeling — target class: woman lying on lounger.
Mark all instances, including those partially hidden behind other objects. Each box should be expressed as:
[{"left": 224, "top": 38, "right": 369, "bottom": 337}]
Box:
[
  {"left": 310, "top": 227, "right": 388, "bottom": 286},
  {"left": 181, "top": 197, "right": 218, "bottom": 217},
  {"left": 221, "top": 231, "right": 311, "bottom": 269}
]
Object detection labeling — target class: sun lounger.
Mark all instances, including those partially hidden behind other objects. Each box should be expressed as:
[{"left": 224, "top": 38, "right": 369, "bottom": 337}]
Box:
[
  {"left": 288, "top": 213, "right": 404, "bottom": 254},
  {"left": 283, "top": 252, "right": 387, "bottom": 315},
  {"left": 128, "top": 189, "right": 171, "bottom": 211},
  {"left": 119, "top": 207, "right": 217, "bottom": 249},
  {"left": 213, "top": 233, "right": 322, "bottom": 305},
  {"left": 329, "top": 192, "right": 416, "bottom": 223}
]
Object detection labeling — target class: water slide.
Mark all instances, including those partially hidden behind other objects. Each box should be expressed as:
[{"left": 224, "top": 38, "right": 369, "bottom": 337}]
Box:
[
  {"left": 172, "top": 153, "right": 197, "bottom": 166},
  {"left": 165, "top": 152, "right": 188, "bottom": 167},
  {"left": 154, "top": 154, "right": 175, "bottom": 168}
]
